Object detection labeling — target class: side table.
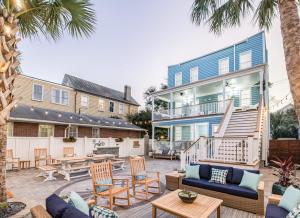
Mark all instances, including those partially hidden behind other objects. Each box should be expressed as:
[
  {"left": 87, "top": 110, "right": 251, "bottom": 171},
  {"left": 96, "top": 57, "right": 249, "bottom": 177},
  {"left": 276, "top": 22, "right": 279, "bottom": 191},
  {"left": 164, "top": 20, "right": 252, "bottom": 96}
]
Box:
[{"left": 165, "top": 171, "right": 185, "bottom": 191}]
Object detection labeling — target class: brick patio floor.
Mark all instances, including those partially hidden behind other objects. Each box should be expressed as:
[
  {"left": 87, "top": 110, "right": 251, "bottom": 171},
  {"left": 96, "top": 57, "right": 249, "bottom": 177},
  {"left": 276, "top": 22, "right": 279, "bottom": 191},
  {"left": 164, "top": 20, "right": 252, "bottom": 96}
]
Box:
[{"left": 6, "top": 158, "right": 282, "bottom": 218}]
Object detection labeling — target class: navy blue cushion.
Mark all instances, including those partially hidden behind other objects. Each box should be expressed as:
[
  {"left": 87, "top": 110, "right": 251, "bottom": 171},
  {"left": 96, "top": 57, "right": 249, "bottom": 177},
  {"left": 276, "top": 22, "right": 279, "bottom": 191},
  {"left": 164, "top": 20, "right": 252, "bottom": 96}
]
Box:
[
  {"left": 265, "top": 203, "right": 289, "bottom": 218},
  {"left": 62, "top": 205, "right": 90, "bottom": 218},
  {"left": 46, "top": 194, "right": 68, "bottom": 218},
  {"left": 190, "top": 163, "right": 211, "bottom": 180},
  {"left": 182, "top": 178, "right": 258, "bottom": 199},
  {"left": 162, "top": 148, "right": 170, "bottom": 155},
  {"left": 211, "top": 165, "right": 233, "bottom": 183},
  {"left": 232, "top": 168, "right": 260, "bottom": 185}
]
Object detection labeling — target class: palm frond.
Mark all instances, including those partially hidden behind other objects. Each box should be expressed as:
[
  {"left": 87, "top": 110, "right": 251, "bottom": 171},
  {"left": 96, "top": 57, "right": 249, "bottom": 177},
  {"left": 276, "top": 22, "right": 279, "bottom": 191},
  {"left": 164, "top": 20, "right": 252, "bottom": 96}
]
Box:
[{"left": 254, "top": 0, "right": 278, "bottom": 30}]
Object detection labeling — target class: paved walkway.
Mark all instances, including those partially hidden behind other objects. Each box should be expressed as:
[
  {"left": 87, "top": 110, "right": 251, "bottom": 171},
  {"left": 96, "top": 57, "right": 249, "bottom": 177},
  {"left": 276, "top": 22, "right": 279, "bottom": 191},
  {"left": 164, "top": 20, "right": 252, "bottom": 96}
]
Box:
[{"left": 6, "top": 158, "right": 280, "bottom": 218}]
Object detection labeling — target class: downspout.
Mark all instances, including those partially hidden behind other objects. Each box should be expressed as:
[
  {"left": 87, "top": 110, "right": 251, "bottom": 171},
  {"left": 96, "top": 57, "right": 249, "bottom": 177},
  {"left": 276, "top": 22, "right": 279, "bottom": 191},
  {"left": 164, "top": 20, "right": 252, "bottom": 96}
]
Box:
[{"left": 75, "top": 90, "right": 78, "bottom": 113}]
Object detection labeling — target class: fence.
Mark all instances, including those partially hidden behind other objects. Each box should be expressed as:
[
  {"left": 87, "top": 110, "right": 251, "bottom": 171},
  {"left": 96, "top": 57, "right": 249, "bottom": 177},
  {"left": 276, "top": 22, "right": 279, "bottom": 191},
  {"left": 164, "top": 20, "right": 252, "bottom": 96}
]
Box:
[
  {"left": 7, "top": 136, "right": 145, "bottom": 167},
  {"left": 269, "top": 139, "right": 300, "bottom": 164}
]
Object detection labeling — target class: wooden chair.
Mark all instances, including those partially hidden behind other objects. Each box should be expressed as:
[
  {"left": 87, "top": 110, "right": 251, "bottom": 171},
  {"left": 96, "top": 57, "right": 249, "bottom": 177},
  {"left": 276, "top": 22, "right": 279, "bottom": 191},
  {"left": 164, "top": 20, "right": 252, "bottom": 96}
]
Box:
[
  {"left": 129, "top": 156, "right": 160, "bottom": 200},
  {"left": 63, "top": 147, "right": 75, "bottom": 157},
  {"left": 6, "top": 149, "right": 20, "bottom": 170},
  {"left": 34, "top": 148, "right": 51, "bottom": 167},
  {"left": 90, "top": 162, "right": 130, "bottom": 210}
]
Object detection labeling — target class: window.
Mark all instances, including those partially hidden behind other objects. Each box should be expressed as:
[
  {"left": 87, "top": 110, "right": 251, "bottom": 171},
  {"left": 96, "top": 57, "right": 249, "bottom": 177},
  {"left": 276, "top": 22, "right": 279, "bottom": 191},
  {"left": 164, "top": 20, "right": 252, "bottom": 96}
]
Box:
[
  {"left": 190, "top": 67, "right": 198, "bottom": 83},
  {"left": 92, "top": 128, "right": 100, "bottom": 138},
  {"left": 66, "top": 126, "right": 78, "bottom": 138},
  {"left": 212, "top": 124, "right": 220, "bottom": 136},
  {"left": 219, "top": 57, "right": 229, "bottom": 74},
  {"left": 7, "top": 122, "right": 13, "bottom": 137},
  {"left": 195, "top": 123, "right": 209, "bottom": 138},
  {"left": 98, "top": 99, "right": 104, "bottom": 111},
  {"left": 239, "top": 50, "right": 252, "bottom": 70},
  {"left": 51, "top": 89, "right": 69, "bottom": 105},
  {"left": 175, "top": 126, "right": 182, "bottom": 141},
  {"left": 81, "top": 95, "right": 89, "bottom": 108},
  {"left": 32, "top": 84, "right": 43, "bottom": 101},
  {"left": 109, "top": 101, "right": 114, "bottom": 113},
  {"left": 38, "top": 125, "right": 54, "bottom": 137},
  {"left": 119, "top": 103, "right": 125, "bottom": 114},
  {"left": 175, "top": 72, "right": 182, "bottom": 86}
]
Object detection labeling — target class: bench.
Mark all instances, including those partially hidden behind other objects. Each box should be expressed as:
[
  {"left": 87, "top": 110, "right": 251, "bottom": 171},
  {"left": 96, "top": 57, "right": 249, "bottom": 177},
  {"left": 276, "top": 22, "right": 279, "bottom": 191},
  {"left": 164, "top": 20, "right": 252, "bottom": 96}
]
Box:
[
  {"left": 59, "top": 165, "right": 91, "bottom": 181},
  {"left": 37, "top": 165, "right": 57, "bottom": 182},
  {"left": 111, "top": 158, "right": 125, "bottom": 171}
]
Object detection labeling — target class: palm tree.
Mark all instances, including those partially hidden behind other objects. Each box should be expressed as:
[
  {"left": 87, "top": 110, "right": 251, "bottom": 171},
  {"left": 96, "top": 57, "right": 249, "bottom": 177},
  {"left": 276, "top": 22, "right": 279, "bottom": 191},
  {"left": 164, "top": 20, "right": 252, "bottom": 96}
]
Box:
[
  {"left": 0, "top": 0, "right": 96, "bottom": 204},
  {"left": 190, "top": 0, "right": 300, "bottom": 123}
]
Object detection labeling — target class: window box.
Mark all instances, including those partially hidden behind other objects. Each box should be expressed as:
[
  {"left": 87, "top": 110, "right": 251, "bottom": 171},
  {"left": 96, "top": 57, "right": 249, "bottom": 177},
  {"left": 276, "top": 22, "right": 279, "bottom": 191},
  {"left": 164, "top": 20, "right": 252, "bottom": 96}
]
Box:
[{"left": 63, "top": 136, "right": 77, "bottom": 143}]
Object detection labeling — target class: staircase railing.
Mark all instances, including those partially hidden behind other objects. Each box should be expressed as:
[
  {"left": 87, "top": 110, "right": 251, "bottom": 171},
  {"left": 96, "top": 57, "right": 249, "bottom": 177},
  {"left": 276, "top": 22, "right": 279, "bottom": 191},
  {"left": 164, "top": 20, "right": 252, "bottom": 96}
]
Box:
[
  {"left": 180, "top": 136, "right": 260, "bottom": 169},
  {"left": 215, "top": 99, "right": 234, "bottom": 137}
]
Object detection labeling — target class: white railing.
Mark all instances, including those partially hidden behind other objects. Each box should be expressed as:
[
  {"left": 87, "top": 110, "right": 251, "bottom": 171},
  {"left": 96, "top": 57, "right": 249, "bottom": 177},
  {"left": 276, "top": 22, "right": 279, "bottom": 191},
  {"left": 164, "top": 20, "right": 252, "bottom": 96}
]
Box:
[
  {"left": 215, "top": 99, "right": 234, "bottom": 137},
  {"left": 7, "top": 136, "right": 145, "bottom": 167},
  {"left": 180, "top": 136, "right": 260, "bottom": 169},
  {"left": 151, "top": 140, "right": 192, "bottom": 152}
]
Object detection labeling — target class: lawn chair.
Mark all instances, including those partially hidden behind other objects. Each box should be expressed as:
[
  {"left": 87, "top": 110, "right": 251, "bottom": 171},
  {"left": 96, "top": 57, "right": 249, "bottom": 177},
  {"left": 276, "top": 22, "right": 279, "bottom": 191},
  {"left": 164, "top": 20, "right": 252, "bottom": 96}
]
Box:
[
  {"left": 129, "top": 156, "right": 160, "bottom": 200},
  {"left": 63, "top": 147, "right": 75, "bottom": 157},
  {"left": 6, "top": 149, "right": 20, "bottom": 170},
  {"left": 90, "top": 162, "right": 130, "bottom": 210},
  {"left": 34, "top": 148, "right": 51, "bottom": 167}
]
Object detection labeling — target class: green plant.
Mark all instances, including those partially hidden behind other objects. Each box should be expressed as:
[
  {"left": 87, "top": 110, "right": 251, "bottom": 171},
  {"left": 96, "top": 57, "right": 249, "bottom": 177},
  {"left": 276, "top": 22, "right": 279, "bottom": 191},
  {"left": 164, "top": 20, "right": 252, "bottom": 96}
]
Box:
[
  {"left": 63, "top": 136, "right": 76, "bottom": 143},
  {"left": 115, "top": 138, "right": 124, "bottom": 143}
]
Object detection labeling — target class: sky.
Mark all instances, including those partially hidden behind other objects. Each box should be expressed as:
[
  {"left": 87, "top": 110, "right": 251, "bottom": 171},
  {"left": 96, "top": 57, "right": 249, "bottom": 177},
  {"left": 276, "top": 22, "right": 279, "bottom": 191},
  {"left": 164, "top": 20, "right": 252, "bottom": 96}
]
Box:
[{"left": 19, "top": 0, "right": 291, "bottom": 111}]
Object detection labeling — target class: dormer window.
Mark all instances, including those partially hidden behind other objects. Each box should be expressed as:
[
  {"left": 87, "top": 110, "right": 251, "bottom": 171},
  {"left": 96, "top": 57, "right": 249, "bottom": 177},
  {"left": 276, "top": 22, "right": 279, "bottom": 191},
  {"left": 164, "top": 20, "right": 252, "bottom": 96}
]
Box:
[
  {"left": 219, "top": 57, "right": 229, "bottom": 74},
  {"left": 239, "top": 50, "right": 252, "bottom": 70},
  {"left": 175, "top": 72, "right": 182, "bottom": 86},
  {"left": 190, "top": 67, "right": 198, "bottom": 83}
]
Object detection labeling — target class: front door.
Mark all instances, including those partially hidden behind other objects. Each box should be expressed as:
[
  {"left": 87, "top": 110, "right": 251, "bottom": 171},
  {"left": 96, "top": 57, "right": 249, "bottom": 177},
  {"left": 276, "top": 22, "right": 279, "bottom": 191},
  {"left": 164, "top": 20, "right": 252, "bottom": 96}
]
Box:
[{"left": 195, "top": 123, "right": 209, "bottom": 138}]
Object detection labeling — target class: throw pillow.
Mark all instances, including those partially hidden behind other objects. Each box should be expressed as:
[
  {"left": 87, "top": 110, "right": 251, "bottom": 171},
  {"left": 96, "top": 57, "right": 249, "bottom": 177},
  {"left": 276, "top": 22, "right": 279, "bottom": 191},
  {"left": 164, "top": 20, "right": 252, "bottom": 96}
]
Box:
[
  {"left": 279, "top": 186, "right": 300, "bottom": 212},
  {"left": 91, "top": 205, "right": 119, "bottom": 218},
  {"left": 68, "top": 191, "right": 89, "bottom": 216},
  {"left": 287, "top": 204, "right": 300, "bottom": 218},
  {"left": 186, "top": 165, "right": 200, "bottom": 179},
  {"left": 96, "top": 178, "right": 113, "bottom": 193},
  {"left": 239, "top": 171, "right": 262, "bottom": 192},
  {"left": 209, "top": 168, "right": 228, "bottom": 184}
]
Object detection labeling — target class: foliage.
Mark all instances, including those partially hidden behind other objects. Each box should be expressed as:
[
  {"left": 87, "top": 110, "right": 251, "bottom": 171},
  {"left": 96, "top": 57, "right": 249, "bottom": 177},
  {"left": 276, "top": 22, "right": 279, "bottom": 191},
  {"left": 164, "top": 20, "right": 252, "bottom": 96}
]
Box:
[
  {"left": 0, "top": 0, "right": 96, "bottom": 40},
  {"left": 270, "top": 108, "right": 299, "bottom": 139},
  {"left": 190, "top": 0, "right": 278, "bottom": 34},
  {"left": 63, "top": 136, "right": 76, "bottom": 142},
  {"left": 271, "top": 156, "right": 299, "bottom": 187},
  {"left": 110, "top": 115, "right": 122, "bottom": 119},
  {"left": 115, "top": 137, "right": 123, "bottom": 142},
  {"left": 144, "top": 83, "right": 168, "bottom": 110}
]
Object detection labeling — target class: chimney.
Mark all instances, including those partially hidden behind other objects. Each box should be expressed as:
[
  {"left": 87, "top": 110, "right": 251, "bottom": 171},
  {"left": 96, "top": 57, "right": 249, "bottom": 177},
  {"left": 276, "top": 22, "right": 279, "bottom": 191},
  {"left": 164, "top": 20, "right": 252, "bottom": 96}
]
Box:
[{"left": 124, "top": 85, "right": 131, "bottom": 100}]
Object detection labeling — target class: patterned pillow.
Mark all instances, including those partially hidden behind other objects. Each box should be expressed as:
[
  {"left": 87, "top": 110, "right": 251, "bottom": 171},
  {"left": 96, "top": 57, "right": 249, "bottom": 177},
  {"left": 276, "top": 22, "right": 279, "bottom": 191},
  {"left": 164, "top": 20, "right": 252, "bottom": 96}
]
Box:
[
  {"left": 91, "top": 205, "right": 119, "bottom": 218},
  {"left": 287, "top": 204, "right": 300, "bottom": 218},
  {"left": 209, "top": 168, "right": 228, "bottom": 184}
]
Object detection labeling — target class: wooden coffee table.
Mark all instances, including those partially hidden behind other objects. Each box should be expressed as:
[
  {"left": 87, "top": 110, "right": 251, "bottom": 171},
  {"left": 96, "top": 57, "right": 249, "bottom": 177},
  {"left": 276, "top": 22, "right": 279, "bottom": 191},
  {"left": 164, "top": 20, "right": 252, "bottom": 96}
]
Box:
[{"left": 151, "top": 189, "right": 223, "bottom": 218}]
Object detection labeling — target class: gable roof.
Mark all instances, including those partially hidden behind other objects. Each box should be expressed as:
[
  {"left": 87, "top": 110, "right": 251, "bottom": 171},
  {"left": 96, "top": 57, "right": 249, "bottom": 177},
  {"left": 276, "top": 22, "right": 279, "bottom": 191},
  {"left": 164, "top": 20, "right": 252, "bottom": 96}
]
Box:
[
  {"left": 10, "top": 104, "right": 144, "bottom": 131},
  {"left": 62, "top": 74, "right": 140, "bottom": 106}
]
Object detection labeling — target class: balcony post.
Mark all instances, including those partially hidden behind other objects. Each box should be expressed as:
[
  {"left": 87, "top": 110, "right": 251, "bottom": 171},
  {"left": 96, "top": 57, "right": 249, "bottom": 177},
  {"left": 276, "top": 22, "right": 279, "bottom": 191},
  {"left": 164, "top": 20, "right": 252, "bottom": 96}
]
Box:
[
  {"left": 151, "top": 96, "right": 154, "bottom": 120},
  {"left": 259, "top": 70, "right": 264, "bottom": 95},
  {"left": 222, "top": 80, "right": 226, "bottom": 111},
  {"left": 170, "top": 92, "right": 174, "bottom": 118},
  {"left": 152, "top": 125, "right": 155, "bottom": 151},
  {"left": 170, "top": 125, "right": 173, "bottom": 151}
]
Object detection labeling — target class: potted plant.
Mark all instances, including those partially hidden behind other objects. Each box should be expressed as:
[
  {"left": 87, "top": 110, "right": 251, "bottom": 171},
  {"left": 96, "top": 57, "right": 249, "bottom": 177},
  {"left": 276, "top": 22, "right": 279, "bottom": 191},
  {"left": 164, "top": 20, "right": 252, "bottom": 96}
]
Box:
[
  {"left": 63, "top": 136, "right": 77, "bottom": 143},
  {"left": 271, "top": 156, "right": 299, "bottom": 195},
  {"left": 178, "top": 190, "right": 197, "bottom": 203}
]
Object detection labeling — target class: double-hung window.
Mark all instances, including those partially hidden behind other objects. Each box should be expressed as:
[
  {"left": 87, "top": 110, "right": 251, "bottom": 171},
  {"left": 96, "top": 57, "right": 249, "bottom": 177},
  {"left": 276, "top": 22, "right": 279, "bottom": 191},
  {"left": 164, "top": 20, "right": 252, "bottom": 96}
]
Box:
[
  {"left": 239, "top": 50, "right": 252, "bottom": 70},
  {"left": 32, "top": 84, "right": 43, "bottom": 101},
  {"left": 92, "top": 128, "right": 100, "bottom": 138},
  {"left": 219, "top": 57, "right": 229, "bottom": 74},
  {"left": 38, "top": 124, "right": 54, "bottom": 137},
  {"left": 119, "top": 103, "right": 125, "bottom": 114},
  {"left": 190, "top": 67, "right": 198, "bottom": 83},
  {"left": 98, "top": 99, "right": 104, "bottom": 111},
  {"left": 81, "top": 95, "right": 89, "bottom": 108},
  {"left": 66, "top": 126, "right": 78, "bottom": 138},
  {"left": 175, "top": 72, "right": 182, "bottom": 86},
  {"left": 51, "top": 88, "right": 69, "bottom": 105},
  {"left": 109, "top": 101, "right": 114, "bottom": 113}
]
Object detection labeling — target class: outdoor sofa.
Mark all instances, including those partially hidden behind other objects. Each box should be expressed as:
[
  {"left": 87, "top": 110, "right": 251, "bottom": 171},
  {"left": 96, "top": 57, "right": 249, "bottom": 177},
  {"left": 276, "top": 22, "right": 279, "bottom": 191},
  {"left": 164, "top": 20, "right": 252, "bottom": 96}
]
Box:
[
  {"left": 152, "top": 148, "right": 177, "bottom": 160},
  {"left": 265, "top": 195, "right": 289, "bottom": 218},
  {"left": 179, "top": 163, "right": 264, "bottom": 215}
]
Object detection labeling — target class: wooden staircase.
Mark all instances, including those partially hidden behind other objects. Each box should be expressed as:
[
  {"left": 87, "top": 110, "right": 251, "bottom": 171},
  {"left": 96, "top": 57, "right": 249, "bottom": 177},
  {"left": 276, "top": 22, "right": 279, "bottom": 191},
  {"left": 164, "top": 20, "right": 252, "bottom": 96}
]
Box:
[{"left": 224, "top": 110, "right": 258, "bottom": 137}]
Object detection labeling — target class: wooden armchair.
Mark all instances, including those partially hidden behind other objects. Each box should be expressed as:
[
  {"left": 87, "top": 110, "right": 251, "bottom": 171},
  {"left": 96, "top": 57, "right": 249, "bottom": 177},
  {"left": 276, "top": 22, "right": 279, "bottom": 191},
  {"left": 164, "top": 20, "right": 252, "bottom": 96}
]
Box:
[
  {"left": 63, "top": 147, "right": 75, "bottom": 157},
  {"left": 129, "top": 156, "right": 160, "bottom": 200},
  {"left": 34, "top": 148, "right": 51, "bottom": 167},
  {"left": 90, "top": 162, "right": 130, "bottom": 210},
  {"left": 6, "top": 149, "right": 20, "bottom": 170}
]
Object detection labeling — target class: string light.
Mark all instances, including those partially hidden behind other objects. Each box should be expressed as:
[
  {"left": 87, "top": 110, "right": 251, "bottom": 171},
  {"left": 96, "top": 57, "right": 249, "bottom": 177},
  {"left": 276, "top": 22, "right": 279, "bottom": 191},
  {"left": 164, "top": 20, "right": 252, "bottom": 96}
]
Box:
[{"left": 45, "top": 111, "right": 48, "bottom": 115}]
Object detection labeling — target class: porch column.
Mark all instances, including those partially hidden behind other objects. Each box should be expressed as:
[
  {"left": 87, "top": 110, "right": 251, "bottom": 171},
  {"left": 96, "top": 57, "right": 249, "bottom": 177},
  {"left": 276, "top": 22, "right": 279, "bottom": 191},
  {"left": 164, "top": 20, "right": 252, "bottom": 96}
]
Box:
[
  {"left": 193, "top": 87, "right": 197, "bottom": 115},
  {"left": 152, "top": 125, "right": 155, "bottom": 151},
  {"left": 170, "top": 92, "right": 174, "bottom": 118},
  {"left": 259, "top": 71, "right": 264, "bottom": 94},
  {"left": 222, "top": 80, "right": 226, "bottom": 111},
  {"left": 151, "top": 97, "right": 155, "bottom": 120},
  {"left": 170, "top": 125, "right": 174, "bottom": 151}
]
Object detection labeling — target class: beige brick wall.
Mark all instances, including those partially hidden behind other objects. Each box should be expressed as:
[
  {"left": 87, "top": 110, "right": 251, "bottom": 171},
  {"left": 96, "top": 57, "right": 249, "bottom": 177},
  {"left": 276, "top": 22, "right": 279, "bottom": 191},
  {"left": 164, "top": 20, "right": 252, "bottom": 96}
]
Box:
[
  {"left": 75, "top": 92, "right": 138, "bottom": 118},
  {"left": 14, "top": 75, "right": 75, "bottom": 112}
]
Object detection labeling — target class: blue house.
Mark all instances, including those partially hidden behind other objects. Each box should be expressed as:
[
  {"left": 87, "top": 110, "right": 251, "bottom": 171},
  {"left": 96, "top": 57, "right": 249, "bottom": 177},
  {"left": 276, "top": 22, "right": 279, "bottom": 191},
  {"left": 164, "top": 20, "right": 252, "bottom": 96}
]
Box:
[{"left": 151, "top": 32, "right": 269, "bottom": 168}]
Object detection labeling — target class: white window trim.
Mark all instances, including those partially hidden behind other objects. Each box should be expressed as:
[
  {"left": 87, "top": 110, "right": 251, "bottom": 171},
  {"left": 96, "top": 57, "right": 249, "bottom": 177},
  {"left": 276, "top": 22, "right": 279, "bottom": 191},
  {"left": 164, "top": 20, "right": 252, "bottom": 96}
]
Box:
[
  {"left": 65, "top": 126, "right": 78, "bottom": 138},
  {"left": 218, "top": 57, "right": 230, "bottom": 75},
  {"left": 32, "top": 83, "right": 44, "bottom": 101},
  {"left": 190, "top": 67, "right": 199, "bottom": 83},
  {"left": 51, "top": 88, "right": 69, "bottom": 106},
  {"left": 98, "top": 98, "right": 105, "bottom": 112},
  {"left": 119, "top": 103, "right": 125, "bottom": 114},
  {"left": 175, "top": 72, "right": 182, "bottom": 87},
  {"left": 80, "top": 95, "right": 89, "bottom": 108},
  {"left": 92, "top": 127, "right": 100, "bottom": 138},
  {"left": 38, "top": 124, "right": 54, "bottom": 137},
  {"left": 212, "top": 124, "right": 220, "bottom": 137},
  {"left": 195, "top": 122, "right": 209, "bottom": 138},
  {"left": 239, "top": 50, "right": 252, "bottom": 70},
  {"left": 109, "top": 101, "right": 115, "bottom": 113}
]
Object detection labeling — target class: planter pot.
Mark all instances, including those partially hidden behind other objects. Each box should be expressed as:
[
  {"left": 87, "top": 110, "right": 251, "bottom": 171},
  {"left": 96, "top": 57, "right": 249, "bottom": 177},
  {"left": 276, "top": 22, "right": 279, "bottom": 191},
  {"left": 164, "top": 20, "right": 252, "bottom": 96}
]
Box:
[{"left": 272, "top": 183, "right": 288, "bottom": 195}]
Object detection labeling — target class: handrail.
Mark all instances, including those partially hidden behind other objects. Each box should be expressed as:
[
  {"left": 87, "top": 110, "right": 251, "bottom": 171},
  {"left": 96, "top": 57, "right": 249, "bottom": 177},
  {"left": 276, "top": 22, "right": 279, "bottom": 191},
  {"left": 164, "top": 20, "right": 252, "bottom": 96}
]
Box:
[
  {"left": 216, "top": 99, "right": 233, "bottom": 134},
  {"left": 184, "top": 137, "right": 202, "bottom": 152},
  {"left": 255, "top": 95, "right": 264, "bottom": 132}
]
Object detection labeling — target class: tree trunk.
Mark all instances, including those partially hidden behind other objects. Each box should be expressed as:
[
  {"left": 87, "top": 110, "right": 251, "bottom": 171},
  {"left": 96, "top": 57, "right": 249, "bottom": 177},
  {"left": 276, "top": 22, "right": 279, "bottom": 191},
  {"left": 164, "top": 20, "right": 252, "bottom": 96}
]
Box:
[
  {"left": 278, "top": 0, "right": 300, "bottom": 124},
  {"left": 0, "top": 8, "right": 20, "bottom": 204}
]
